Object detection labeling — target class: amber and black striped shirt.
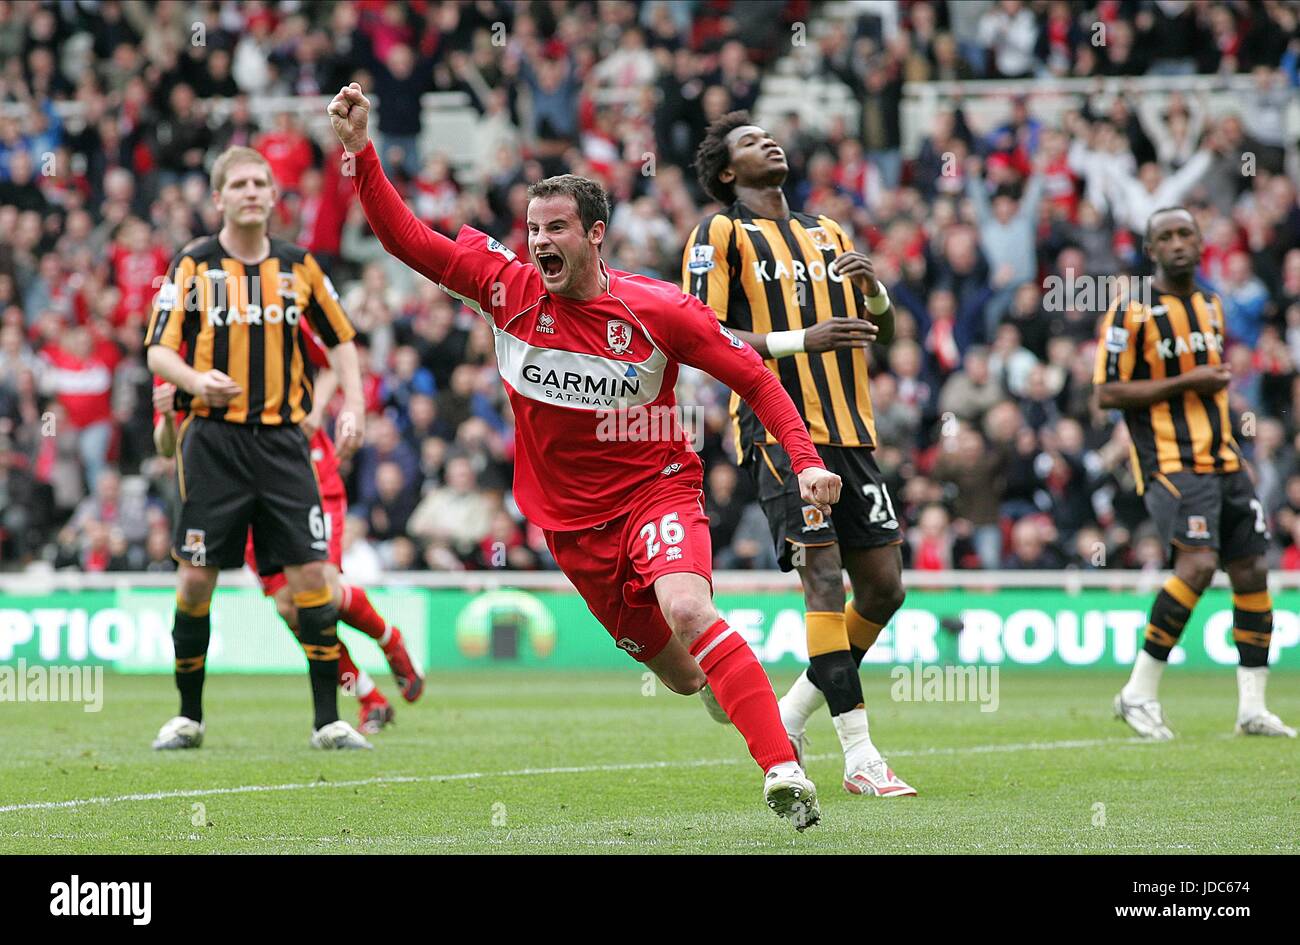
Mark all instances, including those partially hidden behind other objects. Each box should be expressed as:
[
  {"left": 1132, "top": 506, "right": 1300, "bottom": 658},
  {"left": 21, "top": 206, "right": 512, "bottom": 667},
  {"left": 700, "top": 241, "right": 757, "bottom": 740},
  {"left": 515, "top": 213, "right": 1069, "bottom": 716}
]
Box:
[
  {"left": 683, "top": 204, "right": 878, "bottom": 460},
  {"left": 1093, "top": 288, "right": 1241, "bottom": 494},
  {"left": 144, "top": 236, "right": 355, "bottom": 425}
]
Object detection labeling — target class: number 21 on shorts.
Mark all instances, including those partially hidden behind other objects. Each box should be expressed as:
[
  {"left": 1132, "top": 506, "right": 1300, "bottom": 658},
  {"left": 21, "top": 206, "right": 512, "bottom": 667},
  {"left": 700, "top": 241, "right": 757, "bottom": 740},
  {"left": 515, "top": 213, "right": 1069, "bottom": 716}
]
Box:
[{"left": 640, "top": 512, "right": 685, "bottom": 562}]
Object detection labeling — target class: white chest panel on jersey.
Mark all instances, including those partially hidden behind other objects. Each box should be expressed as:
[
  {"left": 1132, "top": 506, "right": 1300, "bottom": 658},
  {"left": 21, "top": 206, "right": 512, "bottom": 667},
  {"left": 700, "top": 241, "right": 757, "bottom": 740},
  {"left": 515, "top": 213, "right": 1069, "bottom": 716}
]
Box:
[
  {"left": 493, "top": 324, "right": 668, "bottom": 411},
  {"left": 439, "top": 279, "right": 670, "bottom": 411}
]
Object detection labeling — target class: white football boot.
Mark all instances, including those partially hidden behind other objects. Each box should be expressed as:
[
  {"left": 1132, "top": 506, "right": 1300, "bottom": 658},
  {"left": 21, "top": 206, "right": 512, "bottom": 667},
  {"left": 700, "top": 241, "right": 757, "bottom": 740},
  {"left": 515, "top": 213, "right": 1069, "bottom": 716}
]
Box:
[
  {"left": 1113, "top": 692, "right": 1174, "bottom": 740},
  {"left": 763, "top": 762, "right": 820, "bottom": 831},
  {"left": 1235, "top": 667, "right": 1295, "bottom": 737},
  {"left": 310, "top": 720, "right": 373, "bottom": 750},
  {"left": 844, "top": 758, "right": 918, "bottom": 797},
  {"left": 152, "top": 715, "right": 204, "bottom": 750},
  {"left": 1235, "top": 711, "right": 1297, "bottom": 737}
]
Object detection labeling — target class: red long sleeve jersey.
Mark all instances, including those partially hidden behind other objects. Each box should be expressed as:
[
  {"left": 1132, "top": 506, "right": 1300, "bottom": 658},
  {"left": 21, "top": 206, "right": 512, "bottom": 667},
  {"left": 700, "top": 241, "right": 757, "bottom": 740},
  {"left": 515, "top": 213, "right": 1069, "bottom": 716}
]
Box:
[{"left": 350, "top": 142, "right": 823, "bottom": 531}]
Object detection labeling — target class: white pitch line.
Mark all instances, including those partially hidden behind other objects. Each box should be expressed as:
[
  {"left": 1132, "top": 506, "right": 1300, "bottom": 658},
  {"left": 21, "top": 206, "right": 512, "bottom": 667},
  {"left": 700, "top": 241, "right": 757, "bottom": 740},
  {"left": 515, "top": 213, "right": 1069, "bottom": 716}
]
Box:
[{"left": 0, "top": 736, "right": 1147, "bottom": 815}]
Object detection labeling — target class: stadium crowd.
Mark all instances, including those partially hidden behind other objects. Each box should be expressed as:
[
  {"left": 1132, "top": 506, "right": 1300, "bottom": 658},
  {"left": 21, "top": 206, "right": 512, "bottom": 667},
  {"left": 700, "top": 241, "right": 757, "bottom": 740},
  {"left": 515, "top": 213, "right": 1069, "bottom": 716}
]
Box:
[{"left": 1, "top": 0, "right": 1299, "bottom": 575}]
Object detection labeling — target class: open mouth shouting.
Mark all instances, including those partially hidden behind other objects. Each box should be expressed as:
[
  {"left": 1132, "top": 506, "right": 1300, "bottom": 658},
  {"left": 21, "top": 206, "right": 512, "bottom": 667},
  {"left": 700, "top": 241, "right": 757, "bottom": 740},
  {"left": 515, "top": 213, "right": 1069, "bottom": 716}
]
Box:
[{"left": 536, "top": 251, "right": 565, "bottom": 280}]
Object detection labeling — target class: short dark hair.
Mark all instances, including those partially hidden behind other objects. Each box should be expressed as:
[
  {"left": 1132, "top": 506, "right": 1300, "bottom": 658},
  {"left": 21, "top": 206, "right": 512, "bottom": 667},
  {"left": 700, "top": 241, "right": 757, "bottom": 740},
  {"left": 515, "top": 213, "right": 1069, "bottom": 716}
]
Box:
[
  {"left": 694, "top": 109, "right": 754, "bottom": 205},
  {"left": 526, "top": 175, "right": 610, "bottom": 240},
  {"left": 1145, "top": 206, "right": 1198, "bottom": 242}
]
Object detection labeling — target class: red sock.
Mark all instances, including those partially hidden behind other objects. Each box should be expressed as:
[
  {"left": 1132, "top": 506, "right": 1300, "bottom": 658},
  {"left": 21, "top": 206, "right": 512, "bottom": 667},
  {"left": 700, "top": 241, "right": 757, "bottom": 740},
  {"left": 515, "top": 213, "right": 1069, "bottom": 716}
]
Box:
[
  {"left": 359, "top": 686, "right": 389, "bottom": 711},
  {"left": 337, "top": 640, "right": 360, "bottom": 690},
  {"left": 339, "top": 585, "right": 391, "bottom": 645},
  {"left": 690, "top": 618, "right": 795, "bottom": 772}
]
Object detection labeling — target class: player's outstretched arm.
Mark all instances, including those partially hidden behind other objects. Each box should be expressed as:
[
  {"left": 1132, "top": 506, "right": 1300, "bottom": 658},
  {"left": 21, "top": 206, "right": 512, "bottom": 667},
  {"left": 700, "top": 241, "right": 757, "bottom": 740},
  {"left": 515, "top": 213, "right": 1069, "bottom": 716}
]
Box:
[
  {"left": 328, "top": 83, "right": 459, "bottom": 286},
  {"left": 735, "top": 365, "right": 841, "bottom": 514},
  {"left": 665, "top": 294, "right": 840, "bottom": 513}
]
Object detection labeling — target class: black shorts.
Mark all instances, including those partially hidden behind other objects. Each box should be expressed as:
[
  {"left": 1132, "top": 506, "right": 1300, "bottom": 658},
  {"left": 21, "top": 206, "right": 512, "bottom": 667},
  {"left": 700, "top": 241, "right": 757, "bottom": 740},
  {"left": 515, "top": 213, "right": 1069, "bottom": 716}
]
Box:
[
  {"left": 744, "top": 442, "right": 903, "bottom": 572},
  {"left": 1143, "top": 468, "right": 1270, "bottom": 563},
  {"left": 173, "top": 415, "right": 329, "bottom": 570}
]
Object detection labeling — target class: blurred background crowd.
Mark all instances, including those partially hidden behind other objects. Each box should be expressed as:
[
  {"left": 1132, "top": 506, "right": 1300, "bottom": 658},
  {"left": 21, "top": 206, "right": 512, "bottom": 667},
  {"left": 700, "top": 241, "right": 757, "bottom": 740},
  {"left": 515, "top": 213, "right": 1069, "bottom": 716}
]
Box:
[{"left": 1, "top": 0, "right": 1299, "bottom": 575}]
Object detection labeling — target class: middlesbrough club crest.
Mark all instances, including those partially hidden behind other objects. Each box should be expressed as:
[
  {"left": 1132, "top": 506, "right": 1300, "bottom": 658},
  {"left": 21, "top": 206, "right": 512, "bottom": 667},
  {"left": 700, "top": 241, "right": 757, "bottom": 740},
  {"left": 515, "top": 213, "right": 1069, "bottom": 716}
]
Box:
[{"left": 606, "top": 319, "right": 632, "bottom": 354}]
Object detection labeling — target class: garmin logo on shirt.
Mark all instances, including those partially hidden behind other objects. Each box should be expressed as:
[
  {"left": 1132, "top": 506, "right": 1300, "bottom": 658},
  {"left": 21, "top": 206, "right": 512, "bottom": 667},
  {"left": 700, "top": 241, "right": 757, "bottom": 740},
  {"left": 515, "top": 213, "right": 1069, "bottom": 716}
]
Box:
[{"left": 520, "top": 362, "right": 641, "bottom": 404}]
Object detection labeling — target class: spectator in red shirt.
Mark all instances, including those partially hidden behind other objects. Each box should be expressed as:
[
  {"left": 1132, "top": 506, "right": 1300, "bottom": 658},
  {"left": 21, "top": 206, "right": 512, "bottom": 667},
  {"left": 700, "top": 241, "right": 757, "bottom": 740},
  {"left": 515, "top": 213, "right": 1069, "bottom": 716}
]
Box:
[
  {"left": 909, "top": 503, "right": 955, "bottom": 571},
  {"left": 1282, "top": 518, "right": 1300, "bottom": 571},
  {"left": 1037, "top": 128, "right": 1079, "bottom": 222},
  {"left": 295, "top": 145, "right": 353, "bottom": 269},
  {"left": 413, "top": 154, "right": 460, "bottom": 232},
  {"left": 40, "top": 323, "right": 120, "bottom": 490},
  {"left": 255, "top": 112, "right": 316, "bottom": 195},
  {"left": 108, "top": 218, "right": 170, "bottom": 328}
]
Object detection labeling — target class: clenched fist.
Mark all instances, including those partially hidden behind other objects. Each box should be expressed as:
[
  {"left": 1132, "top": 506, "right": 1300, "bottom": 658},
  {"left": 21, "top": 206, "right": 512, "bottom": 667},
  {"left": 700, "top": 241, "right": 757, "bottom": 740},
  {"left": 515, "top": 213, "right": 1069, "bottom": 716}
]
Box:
[
  {"left": 328, "top": 83, "right": 371, "bottom": 154},
  {"left": 798, "top": 466, "right": 842, "bottom": 517}
]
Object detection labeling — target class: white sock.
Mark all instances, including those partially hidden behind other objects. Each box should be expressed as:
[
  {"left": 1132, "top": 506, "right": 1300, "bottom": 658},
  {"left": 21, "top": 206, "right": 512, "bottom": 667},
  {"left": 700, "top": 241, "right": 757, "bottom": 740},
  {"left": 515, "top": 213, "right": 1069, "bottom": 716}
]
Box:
[
  {"left": 1123, "top": 650, "right": 1166, "bottom": 702},
  {"left": 354, "top": 670, "right": 375, "bottom": 699},
  {"left": 833, "top": 707, "right": 882, "bottom": 771},
  {"left": 778, "top": 670, "right": 826, "bottom": 735},
  {"left": 1237, "top": 665, "right": 1268, "bottom": 719},
  {"left": 766, "top": 760, "right": 802, "bottom": 778}
]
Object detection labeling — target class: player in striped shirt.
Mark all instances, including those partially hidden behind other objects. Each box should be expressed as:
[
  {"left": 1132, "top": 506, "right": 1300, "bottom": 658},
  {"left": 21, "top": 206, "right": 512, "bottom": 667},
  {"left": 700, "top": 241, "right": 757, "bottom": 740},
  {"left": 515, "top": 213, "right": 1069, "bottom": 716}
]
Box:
[{"left": 152, "top": 322, "right": 424, "bottom": 735}]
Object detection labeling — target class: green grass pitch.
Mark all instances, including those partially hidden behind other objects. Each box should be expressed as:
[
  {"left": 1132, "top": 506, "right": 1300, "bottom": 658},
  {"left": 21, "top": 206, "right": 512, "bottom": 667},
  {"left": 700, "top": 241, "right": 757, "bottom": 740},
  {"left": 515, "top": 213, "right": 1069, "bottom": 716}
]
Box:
[{"left": 1, "top": 669, "right": 1295, "bottom": 853}]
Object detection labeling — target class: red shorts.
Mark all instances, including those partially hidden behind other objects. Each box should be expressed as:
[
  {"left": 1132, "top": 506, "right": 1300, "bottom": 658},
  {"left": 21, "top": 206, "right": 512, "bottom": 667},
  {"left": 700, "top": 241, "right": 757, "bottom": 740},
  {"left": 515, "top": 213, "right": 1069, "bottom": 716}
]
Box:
[
  {"left": 544, "top": 472, "right": 713, "bottom": 663},
  {"left": 246, "top": 487, "right": 347, "bottom": 597}
]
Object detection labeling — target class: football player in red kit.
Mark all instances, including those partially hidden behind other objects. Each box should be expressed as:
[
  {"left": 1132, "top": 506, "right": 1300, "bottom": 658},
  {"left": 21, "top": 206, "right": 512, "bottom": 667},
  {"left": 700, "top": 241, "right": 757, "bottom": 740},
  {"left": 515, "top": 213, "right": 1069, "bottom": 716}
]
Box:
[
  {"left": 152, "top": 325, "right": 424, "bottom": 735},
  {"left": 332, "top": 82, "right": 840, "bottom": 829}
]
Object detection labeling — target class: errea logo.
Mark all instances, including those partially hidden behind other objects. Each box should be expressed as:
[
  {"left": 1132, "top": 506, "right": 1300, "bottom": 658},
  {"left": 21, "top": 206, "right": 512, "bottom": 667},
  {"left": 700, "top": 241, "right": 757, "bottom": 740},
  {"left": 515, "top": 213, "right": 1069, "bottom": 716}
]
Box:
[{"left": 50, "top": 875, "right": 152, "bottom": 925}]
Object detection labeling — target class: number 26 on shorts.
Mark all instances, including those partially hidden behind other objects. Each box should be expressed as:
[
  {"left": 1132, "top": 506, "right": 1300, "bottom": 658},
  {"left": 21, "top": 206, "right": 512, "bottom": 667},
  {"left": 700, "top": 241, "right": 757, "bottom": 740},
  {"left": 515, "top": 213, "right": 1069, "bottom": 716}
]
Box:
[{"left": 639, "top": 512, "right": 685, "bottom": 560}]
